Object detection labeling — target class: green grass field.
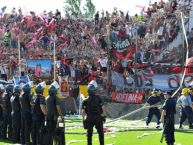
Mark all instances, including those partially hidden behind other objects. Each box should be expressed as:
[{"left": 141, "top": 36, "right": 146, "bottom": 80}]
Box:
[
  {"left": 0, "top": 117, "right": 193, "bottom": 145},
  {"left": 66, "top": 130, "right": 193, "bottom": 145}
]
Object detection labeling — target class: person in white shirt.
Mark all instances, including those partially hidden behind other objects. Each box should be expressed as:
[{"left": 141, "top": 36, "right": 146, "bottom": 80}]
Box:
[
  {"left": 98, "top": 56, "right": 107, "bottom": 73},
  {"left": 125, "top": 24, "right": 131, "bottom": 40}
]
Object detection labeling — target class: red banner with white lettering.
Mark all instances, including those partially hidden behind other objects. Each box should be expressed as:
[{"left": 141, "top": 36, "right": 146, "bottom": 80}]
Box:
[
  {"left": 112, "top": 92, "right": 144, "bottom": 104},
  {"left": 112, "top": 39, "right": 136, "bottom": 59}
]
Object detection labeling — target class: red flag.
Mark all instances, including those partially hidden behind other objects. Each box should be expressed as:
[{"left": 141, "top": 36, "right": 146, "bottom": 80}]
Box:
[
  {"left": 170, "top": 66, "right": 182, "bottom": 74},
  {"left": 114, "top": 45, "right": 136, "bottom": 59},
  {"left": 126, "top": 45, "right": 136, "bottom": 58}
]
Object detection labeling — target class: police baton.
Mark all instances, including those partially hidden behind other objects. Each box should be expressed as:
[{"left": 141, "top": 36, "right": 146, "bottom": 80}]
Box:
[
  {"left": 160, "top": 131, "right": 164, "bottom": 143},
  {"left": 160, "top": 122, "right": 166, "bottom": 143},
  {"left": 160, "top": 116, "right": 170, "bottom": 143}
]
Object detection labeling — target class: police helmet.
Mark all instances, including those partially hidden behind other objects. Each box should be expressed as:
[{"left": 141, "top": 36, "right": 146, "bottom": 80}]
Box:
[
  {"left": 151, "top": 89, "right": 158, "bottom": 96},
  {"left": 153, "top": 88, "right": 158, "bottom": 92},
  {"left": 22, "top": 83, "right": 31, "bottom": 93},
  {"left": 35, "top": 84, "right": 44, "bottom": 94},
  {"left": 14, "top": 85, "right": 21, "bottom": 93},
  {"left": 87, "top": 84, "right": 96, "bottom": 95},
  {"left": 0, "top": 84, "right": 4, "bottom": 93},
  {"left": 189, "top": 81, "right": 193, "bottom": 88},
  {"left": 50, "top": 81, "right": 60, "bottom": 90},
  {"left": 39, "top": 81, "right": 46, "bottom": 89},
  {"left": 88, "top": 80, "right": 98, "bottom": 89},
  {"left": 181, "top": 88, "right": 188, "bottom": 95},
  {"left": 48, "top": 85, "right": 57, "bottom": 96},
  {"left": 6, "top": 84, "right": 14, "bottom": 93}
]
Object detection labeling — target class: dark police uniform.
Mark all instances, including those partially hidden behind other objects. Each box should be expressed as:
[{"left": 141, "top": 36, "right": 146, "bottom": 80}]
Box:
[
  {"left": 0, "top": 89, "right": 4, "bottom": 138},
  {"left": 146, "top": 94, "right": 161, "bottom": 127},
  {"left": 31, "top": 94, "right": 46, "bottom": 145},
  {"left": 1, "top": 85, "right": 13, "bottom": 140},
  {"left": 162, "top": 97, "right": 176, "bottom": 145},
  {"left": 82, "top": 94, "right": 104, "bottom": 145},
  {"left": 73, "top": 81, "right": 79, "bottom": 101},
  {"left": 190, "top": 93, "right": 193, "bottom": 124},
  {"left": 10, "top": 86, "right": 21, "bottom": 143},
  {"left": 190, "top": 96, "right": 193, "bottom": 102},
  {"left": 19, "top": 84, "right": 33, "bottom": 145},
  {"left": 46, "top": 91, "right": 61, "bottom": 145},
  {"left": 189, "top": 90, "right": 193, "bottom": 109}
]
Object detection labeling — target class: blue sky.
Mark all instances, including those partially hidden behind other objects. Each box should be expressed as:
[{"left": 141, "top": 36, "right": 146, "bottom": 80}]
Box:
[{"left": 1, "top": 0, "right": 164, "bottom": 16}]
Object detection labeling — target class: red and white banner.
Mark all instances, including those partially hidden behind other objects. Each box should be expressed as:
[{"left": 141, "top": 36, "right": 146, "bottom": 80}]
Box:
[
  {"left": 112, "top": 92, "right": 144, "bottom": 104},
  {"left": 112, "top": 38, "right": 136, "bottom": 59}
]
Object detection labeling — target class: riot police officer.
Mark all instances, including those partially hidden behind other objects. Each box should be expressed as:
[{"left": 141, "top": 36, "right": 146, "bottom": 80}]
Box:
[
  {"left": 188, "top": 86, "right": 193, "bottom": 103},
  {"left": 19, "top": 83, "right": 33, "bottom": 145},
  {"left": 189, "top": 86, "right": 193, "bottom": 124},
  {"left": 31, "top": 82, "right": 47, "bottom": 145},
  {"left": 82, "top": 80, "right": 106, "bottom": 145},
  {"left": 46, "top": 81, "right": 63, "bottom": 145},
  {"left": 189, "top": 82, "right": 193, "bottom": 100},
  {"left": 1, "top": 84, "right": 14, "bottom": 140},
  {"left": 177, "top": 88, "right": 193, "bottom": 129},
  {"left": 145, "top": 89, "right": 161, "bottom": 128},
  {"left": 0, "top": 84, "right": 5, "bottom": 138},
  {"left": 10, "top": 85, "right": 21, "bottom": 143},
  {"left": 160, "top": 91, "right": 176, "bottom": 145}
]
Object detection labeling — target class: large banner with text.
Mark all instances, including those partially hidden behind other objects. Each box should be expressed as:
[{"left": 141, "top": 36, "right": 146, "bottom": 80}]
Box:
[
  {"left": 112, "top": 92, "right": 144, "bottom": 104},
  {"left": 112, "top": 71, "right": 193, "bottom": 91}
]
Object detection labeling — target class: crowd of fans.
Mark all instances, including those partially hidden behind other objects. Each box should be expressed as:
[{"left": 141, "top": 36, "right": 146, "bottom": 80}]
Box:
[{"left": 0, "top": 0, "right": 192, "bottom": 89}]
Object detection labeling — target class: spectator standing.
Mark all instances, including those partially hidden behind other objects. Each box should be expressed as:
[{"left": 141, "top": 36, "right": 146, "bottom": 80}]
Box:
[
  {"left": 95, "top": 11, "right": 99, "bottom": 24},
  {"left": 0, "top": 64, "right": 8, "bottom": 81},
  {"left": 4, "top": 29, "right": 10, "bottom": 47},
  {"left": 55, "top": 9, "right": 61, "bottom": 20}
]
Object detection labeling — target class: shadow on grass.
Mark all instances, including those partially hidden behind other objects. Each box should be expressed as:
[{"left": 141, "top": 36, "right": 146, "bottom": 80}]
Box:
[{"left": 0, "top": 139, "right": 13, "bottom": 144}]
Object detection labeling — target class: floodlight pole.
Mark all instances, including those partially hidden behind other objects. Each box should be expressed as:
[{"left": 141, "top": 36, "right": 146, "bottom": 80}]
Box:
[
  {"left": 106, "top": 25, "right": 112, "bottom": 96},
  {"left": 53, "top": 35, "right": 56, "bottom": 81},
  {"left": 134, "top": 23, "right": 138, "bottom": 90},
  {"left": 18, "top": 39, "right": 21, "bottom": 77}
]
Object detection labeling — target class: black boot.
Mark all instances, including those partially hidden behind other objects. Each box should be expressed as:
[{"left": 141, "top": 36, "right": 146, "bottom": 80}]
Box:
[
  {"left": 189, "top": 125, "right": 193, "bottom": 129},
  {"left": 179, "top": 124, "right": 183, "bottom": 129},
  {"left": 99, "top": 132, "right": 104, "bottom": 145}
]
